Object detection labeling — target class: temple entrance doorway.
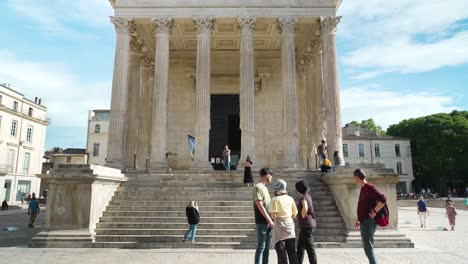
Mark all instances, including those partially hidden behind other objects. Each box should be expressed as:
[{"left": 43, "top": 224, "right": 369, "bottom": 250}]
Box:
[{"left": 209, "top": 94, "right": 241, "bottom": 170}]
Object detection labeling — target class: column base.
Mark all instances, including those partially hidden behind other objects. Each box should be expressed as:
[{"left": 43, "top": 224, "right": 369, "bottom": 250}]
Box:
[
  {"left": 105, "top": 160, "right": 125, "bottom": 171},
  {"left": 148, "top": 160, "right": 170, "bottom": 173}
]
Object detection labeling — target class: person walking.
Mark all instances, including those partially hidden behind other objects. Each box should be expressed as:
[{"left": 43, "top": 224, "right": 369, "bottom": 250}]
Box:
[
  {"left": 222, "top": 145, "right": 231, "bottom": 171},
  {"left": 353, "top": 168, "right": 387, "bottom": 264},
  {"left": 28, "top": 193, "right": 40, "bottom": 228},
  {"left": 244, "top": 155, "right": 254, "bottom": 187},
  {"left": 270, "top": 179, "right": 299, "bottom": 264},
  {"left": 416, "top": 196, "right": 429, "bottom": 228},
  {"left": 183, "top": 200, "right": 200, "bottom": 243},
  {"left": 317, "top": 140, "right": 327, "bottom": 165},
  {"left": 445, "top": 199, "right": 457, "bottom": 231},
  {"left": 253, "top": 167, "right": 274, "bottom": 264},
  {"left": 295, "top": 180, "right": 317, "bottom": 264}
]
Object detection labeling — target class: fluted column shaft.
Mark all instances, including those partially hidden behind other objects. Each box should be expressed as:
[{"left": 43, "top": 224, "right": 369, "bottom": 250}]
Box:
[
  {"left": 124, "top": 37, "right": 143, "bottom": 169},
  {"left": 149, "top": 17, "right": 173, "bottom": 170},
  {"left": 137, "top": 56, "right": 151, "bottom": 169},
  {"left": 106, "top": 17, "right": 132, "bottom": 169},
  {"left": 279, "top": 17, "right": 301, "bottom": 169},
  {"left": 238, "top": 17, "right": 256, "bottom": 164},
  {"left": 320, "top": 16, "right": 343, "bottom": 161},
  {"left": 192, "top": 17, "right": 214, "bottom": 170}
]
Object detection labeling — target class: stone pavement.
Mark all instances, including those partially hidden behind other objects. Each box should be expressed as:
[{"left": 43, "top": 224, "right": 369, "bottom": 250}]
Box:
[{"left": 0, "top": 206, "right": 466, "bottom": 263}]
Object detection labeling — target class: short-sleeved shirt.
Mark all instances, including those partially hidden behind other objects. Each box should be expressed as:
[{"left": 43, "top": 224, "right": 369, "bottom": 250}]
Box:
[
  {"left": 297, "top": 193, "right": 317, "bottom": 229},
  {"left": 270, "top": 195, "right": 298, "bottom": 218},
  {"left": 417, "top": 201, "right": 427, "bottom": 212},
  {"left": 29, "top": 199, "right": 40, "bottom": 215},
  {"left": 253, "top": 183, "right": 271, "bottom": 224}
]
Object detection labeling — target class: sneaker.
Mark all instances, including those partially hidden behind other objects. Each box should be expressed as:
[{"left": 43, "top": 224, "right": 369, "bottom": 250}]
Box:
[
  {"left": 191, "top": 240, "right": 197, "bottom": 244},
  {"left": 420, "top": 224, "right": 423, "bottom": 228},
  {"left": 182, "top": 238, "right": 188, "bottom": 243}
]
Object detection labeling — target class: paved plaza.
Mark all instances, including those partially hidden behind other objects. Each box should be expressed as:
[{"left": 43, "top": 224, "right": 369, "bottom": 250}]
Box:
[{"left": 0, "top": 206, "right": 466, "bottom": 263}]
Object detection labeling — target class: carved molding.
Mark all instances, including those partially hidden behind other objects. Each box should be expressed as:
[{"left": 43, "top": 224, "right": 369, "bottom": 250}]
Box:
[
  {"left": 193, "top": 17, "right": 214, "bottom": 35},
  {"left": 320, "top": 16, "right": 341, "bottom": 35},
  {"left": 110, "top": 16, "right": 133, "bottom": 35},
  {"left": 130, "top": 37, "right": 144, "bottom": 53},
  {"left": 151, "top": 17, "right": 174, "bottom": 35},
  {"left": 237, "top": 17, "right": 256, "bottom": 35},
  {"left": 278, "top": 17, "right": 297, "bottom": 36}
]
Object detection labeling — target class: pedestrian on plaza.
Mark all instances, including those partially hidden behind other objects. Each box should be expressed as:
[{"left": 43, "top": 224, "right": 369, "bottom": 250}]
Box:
[
  {"left": 183, "top": 200, "right": 200, "bottom": 243},
  {"left": 244, "top": 155, "right": 254, "bottom": 187},
  {"left": 317, "top": 140, "right": 327, "bottom": 165},
  {"left": 353, "top": 168, "right": 387, "bottom": 264},
  {"left": 2, "top": 200, "right": 8, "bottom": 210},
  {"left": 445, "top": 199, "right": 457, "bottom": 231},
  {"left": 295, "top": 180, "right": 317, "bottom": 264},
  {"left": 28, "top": 193, "right": 40, "bottom": 228},
  {"left": 416, "top": 196, "right": 429, "bottom": 228},
  {"left": 270, "top": 179, "right": 299, "bottom": 264},
  {"left": 222, "top": 145, "right": 231, "bottom": 171},
  {"left": 320, "top": 154, "right": 332, "bottom": 173},
  {"left": 253, "top": 167, "right": 274, "bottom": 264}
]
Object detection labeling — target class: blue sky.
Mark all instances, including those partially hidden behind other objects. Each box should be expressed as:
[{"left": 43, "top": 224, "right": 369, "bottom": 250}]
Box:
[{"left": 0, "top": 0, "right": 467, "bottom": 150}]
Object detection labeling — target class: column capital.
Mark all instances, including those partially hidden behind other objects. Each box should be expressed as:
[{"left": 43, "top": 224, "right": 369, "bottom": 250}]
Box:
[
  {"left": 110, "top": 16, "right": 133, "bottom": 35},
  {"left": 151, "top": 17, "right": 174, "bottom": 35},
  {"left": 278, "top": 17, "right": 297, "bottom": 36},
  {"left": 193, "top": 17, "right": 214, "bottom": 35},
  {"left": 320, "top": 16, "right": 341, "bottom": 35},
  {"left": 237, "top": 17, "right": 256, "bottom": 35}
]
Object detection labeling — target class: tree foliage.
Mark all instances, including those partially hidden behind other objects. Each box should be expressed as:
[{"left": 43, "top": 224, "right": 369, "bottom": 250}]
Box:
[
  {"left": 387, "top": 110, "right": 468, "bottom": 194},
  {"left": 350, "top": 118, "right": 385, "bottom": 135}
]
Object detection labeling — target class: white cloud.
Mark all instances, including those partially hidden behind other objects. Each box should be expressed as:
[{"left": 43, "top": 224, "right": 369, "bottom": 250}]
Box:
[
  {"left": 338, "top": 0, "right": 468, "bottom": 77},
  {"left": 0, "top": 50, "right": 111, "bottom": 127},
  {"left": 341, "top": 86, "right": 460, "bottom": 128}
]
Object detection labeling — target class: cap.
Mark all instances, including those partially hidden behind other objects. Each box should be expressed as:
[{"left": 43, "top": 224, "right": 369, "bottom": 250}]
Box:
[{"left": 272, "top": 179, "right": 287, "bottom": 193}]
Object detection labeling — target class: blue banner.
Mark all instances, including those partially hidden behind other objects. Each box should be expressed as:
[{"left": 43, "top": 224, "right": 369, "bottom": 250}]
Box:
[{"left": 188, "top": 135, "right": 196, "bottom": 160}]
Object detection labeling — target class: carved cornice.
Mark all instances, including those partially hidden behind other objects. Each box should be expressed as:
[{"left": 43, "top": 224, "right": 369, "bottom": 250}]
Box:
[
  {"left": 110, "top": 16, "right": 133, "bottom": 35},
  {"left": 278, "top": 17, "right": 297, "bottom": 36},
  {"left": 151, "top": 17, "right": 174, "bottom": 35},
  {"left": 237, "top": 17, "right": 256, "bottom": 35},
  {"left": 193, "top": 17, "right": 214, "bottom": 35},
  {"left": 320, "top": 16, "right": 341, "bottom": 35}
]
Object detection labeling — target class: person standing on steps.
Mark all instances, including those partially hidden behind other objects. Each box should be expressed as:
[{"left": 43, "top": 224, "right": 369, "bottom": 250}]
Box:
[
  {"left": 222, "top": 145, "right": 231, "bottom": 171},
  {"left": 253, "top": 167, "right": 274, "bottom": 264},
  {"left": 244, "top": 156, "right": 254, "bottom": 187},
  {"left": 353, "top": 168, "right": 387, "bottom": 264},
  {"left": 183, "top": 200, "right": 200, "bottom": 243},
  {"left": 269, "top": 179, "right": 299, "bottom": 264},
  {"left": 416, "top": 196, "right": 429, "bottom": 228},
  {"left": 28, "top": 193, "right": 40, "bottom": 228},
  {"left": 295, "top": 180, "right": 317, "bottom": 264},
  {"left": 317, "top": 139, "right": 327, "bottom": 166}
]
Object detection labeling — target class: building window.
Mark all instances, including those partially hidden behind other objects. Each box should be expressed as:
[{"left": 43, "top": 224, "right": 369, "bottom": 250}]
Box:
[
  {"left": 95, "top": 124, "right": 101, "bottom": 134},
  {"left": 28, "top": 107, "right": 33, "bottom": 116},
  {"left": 395, "top": 144, "right": 401, "bottom": 157},
  {"left": 342, "top": 144, "right": 349, "bottom": 157},
  {"left": 13, "top": 101, "right": 18, "bottom": 111},
  {"left": 23, "top": 152, "right": 31, "bottom": 174},
  {"left": 11, "top": 120, "right": 18, "bottom": 137},
  {"left": 66, "top": 156, "right": 72, "bottom": 163},
  {"left": 358, "top": 144, "right": 365, "bottom": 157},
  {"left": 7, "top": 149, "right": 15, "bottom": 173},
  {"left": 396, "top": 161, "right": 403, "bottom": 174},
  {"left": 26, "top": 126, "right": 33, "bottom": 143},
  {"left": 374, "top": 144, "right": 381, "bottom": 158},
  {"left": 93, "top": 143, "right": 100, "bottom": 157}
]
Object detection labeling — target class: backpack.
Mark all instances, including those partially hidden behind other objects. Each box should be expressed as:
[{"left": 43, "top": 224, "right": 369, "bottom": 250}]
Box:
[{"left": 374, "top": 203, "right": 389, "bottom": 227}]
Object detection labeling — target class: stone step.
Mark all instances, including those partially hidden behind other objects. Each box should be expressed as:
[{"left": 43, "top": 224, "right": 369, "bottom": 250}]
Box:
[
  {"left": 95, "top": 228, "right": 347, "bottom": 236},
  {"left": 110, "top": 195, "right": 334, "bottom": 202},
  {"left": 96, "top": 222, "right": 346, "bottom": 230},
  {"left": 98, "top": 216, "right": 344, "bottom": 224},
  {"left": 113, "top": 191, "right": 332, "bottom": 199},
  {"left": 95, "top": 234, "right": 254, "bottom": 243},
  {"left": 120, "top": 185, "right": 330, "bottom": 192},
  {"left": 102, "top": 210, "right": 339, "bottom": 218}
]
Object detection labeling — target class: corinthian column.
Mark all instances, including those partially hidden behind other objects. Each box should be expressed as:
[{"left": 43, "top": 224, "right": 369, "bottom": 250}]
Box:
[
  {"left": 124, "top": 37, "right": 143, "bottom": 169},
  {"left": 149, "top": 17, "right": 173, "bottom": 170},
  {"left": 192, "top": 17, "right": 214, "bottom": 170},
  {"left": 278, "top": 17, "right": 301, "bottom": 169},
  {"left": 137, "top": 54, "right": 151, "bottom": 169},
  {"left": 106, "top": 17, "right": 132, "bottom": 169},
  {"left": 320, "top": 16, "right": 343, "bottom": 161},
  {"left": 237, "top": 17, "right": 256, "bottom": 164}
]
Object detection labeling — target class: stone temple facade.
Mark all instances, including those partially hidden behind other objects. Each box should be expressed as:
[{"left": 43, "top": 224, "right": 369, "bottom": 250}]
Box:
[{"left": 106, "top": 0, "right": 344, "bottom": 171}]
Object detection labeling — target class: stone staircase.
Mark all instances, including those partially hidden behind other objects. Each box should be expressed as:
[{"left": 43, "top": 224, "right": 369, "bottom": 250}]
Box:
[{"left": 92, "top": 170, "right": 348, "bottom": 248}]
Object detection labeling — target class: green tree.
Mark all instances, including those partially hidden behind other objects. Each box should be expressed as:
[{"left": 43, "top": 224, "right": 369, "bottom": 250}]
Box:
[
  {"left": 387, "top": 110, "right": 468, "bottom": 194},
  {"left": 349, "top": 118, "right": 385, "bottom": 135}
]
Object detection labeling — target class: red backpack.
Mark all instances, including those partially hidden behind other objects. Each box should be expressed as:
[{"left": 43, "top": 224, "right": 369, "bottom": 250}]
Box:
[{"left": 374, "top": 204, "right": 389, "bottom": 227}]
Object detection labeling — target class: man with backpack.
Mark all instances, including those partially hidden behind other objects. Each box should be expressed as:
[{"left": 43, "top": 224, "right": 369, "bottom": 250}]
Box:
[{"left": 353, "top": 168, "right": 387, "bottom": 264}]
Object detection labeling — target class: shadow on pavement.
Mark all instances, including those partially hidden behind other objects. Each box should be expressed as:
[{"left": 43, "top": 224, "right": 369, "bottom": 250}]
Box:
[{"left": 0, "top": 209, "right": 45, "bottom": 247}]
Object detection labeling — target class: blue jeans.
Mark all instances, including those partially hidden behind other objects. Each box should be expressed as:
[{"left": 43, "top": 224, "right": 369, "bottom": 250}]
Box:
[
  {"left": 360, "top": 218, "right": 377, "bottom": 264},
  {"left": 224, "top": 161, "right": 230, "bottom": 171},
  {"left": 184, "top": 224, "right": 197, "bottom": 241},
  {"left": 255, "top": 224, "right": 272, "bottom": 264}
]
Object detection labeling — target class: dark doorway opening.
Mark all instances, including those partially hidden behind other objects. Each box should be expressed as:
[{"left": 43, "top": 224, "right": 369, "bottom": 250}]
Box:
[{"left": 209, "top": 94, "right": 241, "bottom": 170}]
